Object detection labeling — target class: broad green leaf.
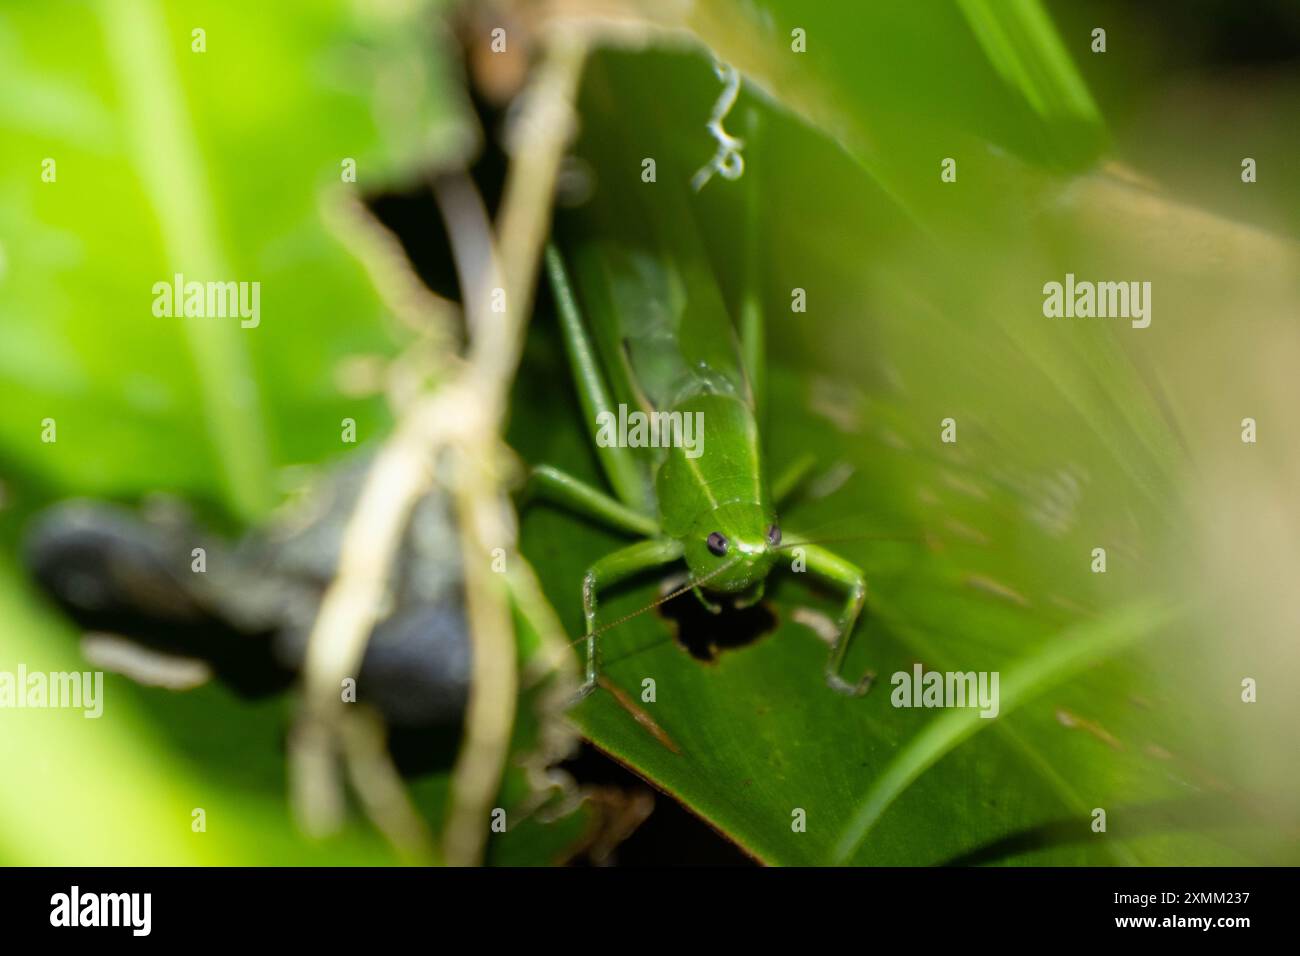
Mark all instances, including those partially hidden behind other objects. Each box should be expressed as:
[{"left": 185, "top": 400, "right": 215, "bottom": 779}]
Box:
[{"left": 510, "top": 44, "right": 1299, "bottom": 865}]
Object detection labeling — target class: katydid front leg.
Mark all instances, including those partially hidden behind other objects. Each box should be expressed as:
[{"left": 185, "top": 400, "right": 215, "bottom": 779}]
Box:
[
  {"left": 733, "top": 578, "right": 766, "bottom": 610},
  {"left": 692, "top": 586, "right": 723, "bottom": 614},
  {"left": 798, "top": 543, "right": 873, "bottom": 696},
  {"left": 577, "top": 537, "right": 685, "bottom": 700}
]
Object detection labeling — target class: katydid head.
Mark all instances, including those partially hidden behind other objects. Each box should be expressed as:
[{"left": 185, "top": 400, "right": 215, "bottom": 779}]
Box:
[{"left": 684, "top": 501, "right": 780, "bottom": 594}]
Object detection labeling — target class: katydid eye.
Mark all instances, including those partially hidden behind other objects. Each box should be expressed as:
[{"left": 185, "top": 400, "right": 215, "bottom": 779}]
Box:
[
  {"left": 767, "top": 524, "right": 781, "bottom": 546},
  {"left": 706, "top": 532, "right": 728, "bottom": 556}
]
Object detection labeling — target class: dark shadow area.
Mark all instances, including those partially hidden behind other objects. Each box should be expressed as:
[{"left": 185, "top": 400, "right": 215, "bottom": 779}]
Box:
[
  {"left": 561, "top": 742, "right": 755, "bottom": 866},
  {"left": 657, "top": 586, "right": 779, "bottom": 662},
  {"left": 365, "top": 81, "right": 511, "bottom": 307},
  {"left": 386, "top": 721, "right": 467, "bottom": 778}
]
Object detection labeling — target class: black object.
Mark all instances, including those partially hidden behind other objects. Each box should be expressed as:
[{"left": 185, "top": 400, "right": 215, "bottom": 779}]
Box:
[{"left": 22, "top": 456, "right": 472, "bottom": 729}]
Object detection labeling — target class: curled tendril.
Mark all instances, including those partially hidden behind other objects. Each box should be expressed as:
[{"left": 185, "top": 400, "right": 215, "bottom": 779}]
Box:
[{"left": 691, "top": 61, "right": 745, "bottom": 192}]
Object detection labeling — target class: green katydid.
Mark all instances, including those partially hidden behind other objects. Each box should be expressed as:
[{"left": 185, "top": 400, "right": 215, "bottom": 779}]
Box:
[{"left": 527, "top": 239, "right": 874, "bottom": 701}]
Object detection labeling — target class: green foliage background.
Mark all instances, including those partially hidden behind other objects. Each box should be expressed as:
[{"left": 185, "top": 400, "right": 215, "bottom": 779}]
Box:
[{"left": 2, "top": 0, "right": 1297, "bottom": 864}]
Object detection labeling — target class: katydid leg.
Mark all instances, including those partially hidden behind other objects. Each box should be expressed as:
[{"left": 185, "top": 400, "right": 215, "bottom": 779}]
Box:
[
  {"left": 732, "top": 578, "right": 766, "bottom": 609},
  {"left": 692, "top": 586, "right": 723, "bottom": 614},
  {"left": 578, "top": 537, "right": 684, "bottom": 700},
  {"left": 740, "top": 294, "right": 764, "bottom": 420},
  {"left": 738, "top": 109, "right": 766, "bottom": 419},
  {"left": 525, "top": 465, "right": 659, "bottom": 538},
  {"left": 799, "top": 543, "right": 873, "bottom": 696},
  {"left": 545, "top": 245, "right": 649, "bottom": 512}
]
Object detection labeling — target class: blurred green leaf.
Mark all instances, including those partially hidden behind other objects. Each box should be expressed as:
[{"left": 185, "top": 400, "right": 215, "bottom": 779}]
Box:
[
  {"left": 0, "top": 553, "right": 398, "bottom": 864},
  {"left": 0, "top": 0, "right": 471, "bottom": 515},
  {"left": 0, "top": 0, "right": 590, "bottom": 866}
]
